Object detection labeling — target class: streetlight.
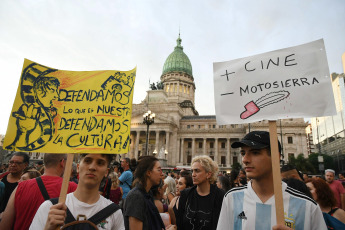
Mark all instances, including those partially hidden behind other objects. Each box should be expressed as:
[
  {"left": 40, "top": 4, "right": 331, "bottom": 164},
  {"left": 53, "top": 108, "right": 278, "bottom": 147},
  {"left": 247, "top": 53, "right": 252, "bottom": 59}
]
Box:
[
  {"left": 153, "top": 149, "right": 157, "bottom": 157},
  {"left": 165, "top": 149, "right": 168, "bottom": 159},
  {"left": 143, "top": 110, "right": 155, "bottom": 156}
]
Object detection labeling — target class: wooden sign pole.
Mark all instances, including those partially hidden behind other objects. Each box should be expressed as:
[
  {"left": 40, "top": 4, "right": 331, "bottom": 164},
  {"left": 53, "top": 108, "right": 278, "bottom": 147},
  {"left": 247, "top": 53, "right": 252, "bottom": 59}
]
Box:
[
  {"left": 56, "top": 153, "right": 74, "bottom": 229},
  {"left": 268, "top": 120, "right": 285, "bottom": 225}
]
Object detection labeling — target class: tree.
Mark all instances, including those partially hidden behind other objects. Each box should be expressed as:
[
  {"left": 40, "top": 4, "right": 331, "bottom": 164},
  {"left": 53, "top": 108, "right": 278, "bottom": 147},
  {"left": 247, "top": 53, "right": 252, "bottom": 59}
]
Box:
[
  {"left": 288, "top": 154, "right": 316, "bottom": 174},
  {"left": 308, "top": 153, "right": 334, "bottom": 173},
  {"left": 231, "top": 162, "right": 242, "bottom": 171}
]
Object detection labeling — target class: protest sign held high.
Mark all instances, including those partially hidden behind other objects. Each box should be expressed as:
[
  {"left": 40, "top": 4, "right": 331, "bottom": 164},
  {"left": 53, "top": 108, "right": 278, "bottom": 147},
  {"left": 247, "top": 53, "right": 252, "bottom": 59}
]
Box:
[
  {"left": 214, "top": 39, "right": 336, "bottom": 125},
  {"left": 4, "top": 59, "right": 136, "bottom": 154},
  {"left": 214, "top": 39, "right": 336, "bottom": 227}
]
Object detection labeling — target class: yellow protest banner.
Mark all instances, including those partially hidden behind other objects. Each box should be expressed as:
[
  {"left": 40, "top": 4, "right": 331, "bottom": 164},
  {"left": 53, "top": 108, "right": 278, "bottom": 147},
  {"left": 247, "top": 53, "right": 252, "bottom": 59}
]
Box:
[{"left": 4, "top": 59, "right": 136, "bottom": 154}]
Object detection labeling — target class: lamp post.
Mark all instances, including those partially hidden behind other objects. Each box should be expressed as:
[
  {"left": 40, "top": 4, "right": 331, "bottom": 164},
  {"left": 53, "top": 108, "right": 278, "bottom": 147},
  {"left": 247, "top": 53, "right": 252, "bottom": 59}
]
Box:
[
  {"left": 153, "top": 149, "right": 157, "bottom": 157},
  {"left": 143, "top": 110, "right": 155, "bottom": 156}
]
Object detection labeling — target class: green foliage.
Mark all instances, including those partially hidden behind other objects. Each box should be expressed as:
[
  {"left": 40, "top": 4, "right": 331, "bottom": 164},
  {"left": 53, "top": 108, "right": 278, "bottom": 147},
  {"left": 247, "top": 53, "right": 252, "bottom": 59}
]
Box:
[
  {"left": 308, "top": 153, "right": 334, "bottom": 172},
  {"left": 288, "top": 154, "right": 316, "bottom": 174},
  {"left": 288, "top": 153, "right": 335, "bottom": 174},
  {"left": 232, "top": 162, "right": 242, "bottom": 171}
]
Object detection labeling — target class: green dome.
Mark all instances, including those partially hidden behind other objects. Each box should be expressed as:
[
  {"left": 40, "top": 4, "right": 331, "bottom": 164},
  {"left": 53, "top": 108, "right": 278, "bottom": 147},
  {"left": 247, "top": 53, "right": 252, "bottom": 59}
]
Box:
[{"left": 162, "top": 35, "right": 193, "bottom": 76}]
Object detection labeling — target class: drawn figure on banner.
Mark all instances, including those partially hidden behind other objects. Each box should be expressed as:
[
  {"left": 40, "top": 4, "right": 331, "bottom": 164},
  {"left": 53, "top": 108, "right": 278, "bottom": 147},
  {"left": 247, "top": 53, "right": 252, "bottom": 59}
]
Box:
[
  {"left": 240, "top": 90, "right": 290, "bottom": 119},
  {"left": 6, "top": 63, "right": 60, "bottom": 151}
]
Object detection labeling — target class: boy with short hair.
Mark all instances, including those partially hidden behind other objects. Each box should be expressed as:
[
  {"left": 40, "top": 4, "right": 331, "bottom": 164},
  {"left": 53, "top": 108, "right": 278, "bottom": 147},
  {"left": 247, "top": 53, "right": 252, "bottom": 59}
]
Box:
[
  {"left": 217, "top": 131, "right": 326, "bottom": 230},
  {"left": 30, "top": 154, "right": 124, "bottom": 230}
]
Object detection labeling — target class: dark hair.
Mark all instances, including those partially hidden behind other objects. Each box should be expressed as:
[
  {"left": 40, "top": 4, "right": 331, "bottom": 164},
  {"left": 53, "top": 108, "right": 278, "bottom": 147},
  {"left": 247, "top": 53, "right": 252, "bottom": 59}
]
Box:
[
  {"left": 22, "top": 167, "right": 41, "bottom": 179},
  {"left": 130, "top": 158, "right": 137, "bottom": 171},
  {"left": 282, "top": 178, "right": 312, "bottom": 199},
  {"left": 305, "top": 178, "right": 337, "bottom": 207},
  {"left": 134, "top": 156, "right": 159, "bottom": 189},
  {"left": 43, "top": 154, "right": 67, "bottom": 168},
  {"left": 218, "top": 175, "right": 231, "bottom": 192},
  {"left": 80, "top": 154, "right": 113, "bottom": 167},
  {"left": 229, "top": 169, "right": 239, "bottom": 188},
  {"left": 13, "top": 152, "right": 30, "bottom": 164},
  {"left": 180, "top": 173, "right": 193, "bottom": 188},
  {"left": 151, "top": 179, "right": 164, "bottom": 197},
  {"left": 281, "top": 164, "right": 296, "bottom": 173}
]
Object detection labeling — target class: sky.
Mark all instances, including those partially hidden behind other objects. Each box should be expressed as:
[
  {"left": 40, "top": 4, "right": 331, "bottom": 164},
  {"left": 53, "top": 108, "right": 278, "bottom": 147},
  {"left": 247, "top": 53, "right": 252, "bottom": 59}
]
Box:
[{"left": 0, "top": 0, "right": 344, "bottom": 135}]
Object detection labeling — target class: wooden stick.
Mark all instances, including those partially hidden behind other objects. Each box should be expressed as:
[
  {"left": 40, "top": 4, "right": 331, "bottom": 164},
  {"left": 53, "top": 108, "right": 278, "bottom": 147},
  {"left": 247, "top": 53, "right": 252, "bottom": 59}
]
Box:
[
  {"left": 58, "top": 153, "right": 74, "bottom": 203},
  {"left": 55, "top": 153, "right": 74, "bottom": 230},
  {"left": 268, "top": 120, "right": 285, "bottom": 225}
]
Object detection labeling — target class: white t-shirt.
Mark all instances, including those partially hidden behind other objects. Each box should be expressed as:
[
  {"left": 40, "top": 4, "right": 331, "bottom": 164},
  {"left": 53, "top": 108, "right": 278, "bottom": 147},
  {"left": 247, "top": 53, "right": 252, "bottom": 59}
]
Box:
[
  {"left": 30, "top": 193, "right": 125, "bottom": 230},
  {"left": 216, "top": 181, "right": 327, "bottom": 230}
]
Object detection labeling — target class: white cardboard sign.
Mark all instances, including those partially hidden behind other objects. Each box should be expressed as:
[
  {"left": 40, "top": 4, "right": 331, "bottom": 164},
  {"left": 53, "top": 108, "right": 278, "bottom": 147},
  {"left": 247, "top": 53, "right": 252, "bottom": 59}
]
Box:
[{"left": 213, "top": 39, "right": 336, "bottom": 125}]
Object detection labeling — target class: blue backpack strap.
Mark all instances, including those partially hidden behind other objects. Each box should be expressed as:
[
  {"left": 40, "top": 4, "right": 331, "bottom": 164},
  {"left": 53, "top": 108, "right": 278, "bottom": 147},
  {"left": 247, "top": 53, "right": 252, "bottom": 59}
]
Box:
[
  {"left": 88, "top": 203, "right": 120, "bottom": 225},
  {"left": 50, "top": 198, "right": 76, "bottom": 223},
  {"left": 36, "top": 177, "right": 50, "bottom": 200}
]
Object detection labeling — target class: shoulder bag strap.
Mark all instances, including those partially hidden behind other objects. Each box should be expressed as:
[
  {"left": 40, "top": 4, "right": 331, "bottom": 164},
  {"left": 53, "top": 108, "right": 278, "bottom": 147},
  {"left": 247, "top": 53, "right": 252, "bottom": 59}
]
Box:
[
  {"left": 36, "top": 177, "right": 50, "bottom": 200},
  {"left": 50, "top": 197, "right": 76, "bottom": 223},
  {"left": 88, "top": 203, "right": 120, "bottom": 225}
]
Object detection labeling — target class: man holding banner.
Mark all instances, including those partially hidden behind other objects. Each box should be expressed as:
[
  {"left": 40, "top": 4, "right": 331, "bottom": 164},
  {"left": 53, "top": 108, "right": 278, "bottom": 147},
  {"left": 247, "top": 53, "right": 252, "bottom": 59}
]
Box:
[
  {"left": 216, "top": 131, "right": 326, "bottom": 230},
  {"left": 30, "top": 153, "right": 125, "bottom": 230}
]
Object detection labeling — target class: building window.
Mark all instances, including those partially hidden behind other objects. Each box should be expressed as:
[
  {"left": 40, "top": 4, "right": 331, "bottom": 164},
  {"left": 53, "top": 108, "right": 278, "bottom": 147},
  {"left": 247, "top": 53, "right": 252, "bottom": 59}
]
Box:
[
  {"left": 288, "top": 153, "right": 294, "bottom": 159},
  {"left": 188, "top": 142, "right": 192, "bottom": 148},
  {"left": 210, "top": 142, "right": 214, "bottom": 148},
  {"left": 199, "top": 142, "right": 203, "bottom": 148},
  {"left": 221, "top": 142, "right": 226, "bottom": 149},
  {"left": 221, "top": 156, "right": 226, "bottom": 165},
  {"left": 213, "top": 125, "right": 216, "bottom": 128},
  {"left": 233, "top": 156, "right": 238, "bottom": 163},
  {"left": 210, "top": 156, "right": 214, "bottom": 160},
  {"left": 198, "top": 125, "right": 201, "bottom": 129},
  {"left": 288, "top": 137, "right": 293, "bottom": 144},
  {"left": 187, "top": 125, "right": 190, "bottom": 129},
  {"left": 187, "top": 156, "right": 192, "bottom": 164}
]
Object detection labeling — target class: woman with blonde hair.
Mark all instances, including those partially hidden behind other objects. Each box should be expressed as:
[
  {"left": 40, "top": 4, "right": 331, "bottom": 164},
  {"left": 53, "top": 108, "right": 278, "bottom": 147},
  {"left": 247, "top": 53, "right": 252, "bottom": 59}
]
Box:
[
  {"left": 175, "top": 155, "right": 225, "bottom": 230},
  {"left": 108, "top": 172, "right": 123, "bottom": 205},
  {"left": 164, "top": 176, "right": 176, "bottom": 204}
]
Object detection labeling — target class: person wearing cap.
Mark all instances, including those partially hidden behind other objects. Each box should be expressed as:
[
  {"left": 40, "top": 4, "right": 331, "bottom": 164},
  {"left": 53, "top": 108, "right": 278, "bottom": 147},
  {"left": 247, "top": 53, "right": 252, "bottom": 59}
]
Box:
[
  {"left": 216, "top": 131, "right": 326, "bottom": 230},
  {"left": 325, "top": 169, "right": 345, "bottom": 209}
]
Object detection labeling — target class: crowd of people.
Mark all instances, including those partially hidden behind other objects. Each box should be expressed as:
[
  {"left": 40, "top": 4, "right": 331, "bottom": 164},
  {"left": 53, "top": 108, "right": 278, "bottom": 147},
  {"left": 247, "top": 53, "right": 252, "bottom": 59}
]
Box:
[{"left": 0, "top": 131, "right": 345, "bottom": 229}]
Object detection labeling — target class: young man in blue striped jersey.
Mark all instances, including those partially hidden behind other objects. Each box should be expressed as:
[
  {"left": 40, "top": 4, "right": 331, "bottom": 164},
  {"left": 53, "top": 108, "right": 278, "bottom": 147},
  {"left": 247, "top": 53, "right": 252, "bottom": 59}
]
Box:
[{"left": 217, "top": 131, "right": 326, "bottom": 230}]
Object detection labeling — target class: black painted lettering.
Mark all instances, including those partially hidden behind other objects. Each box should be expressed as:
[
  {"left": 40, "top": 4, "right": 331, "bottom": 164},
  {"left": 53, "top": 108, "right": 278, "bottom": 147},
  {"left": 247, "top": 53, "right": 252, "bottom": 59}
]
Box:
[
  {"left": 292, "top": 79, "right": 300, "bottom": 86},
  {"left": 285, "top": 54, "right": 297, "bottom": 66},
  {"left": 245, "top": 61, "right": 255, "bottom": 72},
  {"left": 240, "top": 86, "right": 249, "bottom": 96}
]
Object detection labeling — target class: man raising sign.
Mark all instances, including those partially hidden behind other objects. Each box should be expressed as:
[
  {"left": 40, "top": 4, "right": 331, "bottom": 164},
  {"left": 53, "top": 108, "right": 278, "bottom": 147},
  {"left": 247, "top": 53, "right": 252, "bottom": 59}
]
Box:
[{"left": 217, "top": 131, "right": 326, "bottom": 230}]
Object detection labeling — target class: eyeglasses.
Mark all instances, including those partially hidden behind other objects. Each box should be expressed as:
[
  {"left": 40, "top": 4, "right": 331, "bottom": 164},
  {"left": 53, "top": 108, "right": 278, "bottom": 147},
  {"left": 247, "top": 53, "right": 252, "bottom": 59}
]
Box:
[{"left": 9, "top": 161, "right": 24, "bottom": 165}]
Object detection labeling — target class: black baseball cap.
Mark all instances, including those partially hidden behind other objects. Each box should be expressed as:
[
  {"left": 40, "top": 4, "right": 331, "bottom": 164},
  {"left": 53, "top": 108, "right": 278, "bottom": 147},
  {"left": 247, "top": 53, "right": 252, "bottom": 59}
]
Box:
[{"left": 231, "top": 131, "right": 281, "bottom": 153}]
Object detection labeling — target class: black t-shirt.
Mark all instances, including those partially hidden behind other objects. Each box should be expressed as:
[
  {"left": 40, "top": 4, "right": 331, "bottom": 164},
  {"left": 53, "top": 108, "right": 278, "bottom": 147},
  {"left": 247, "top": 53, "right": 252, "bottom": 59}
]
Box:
[
  {"left": 182, "top": 189, "right": 213, "bottom": 230},
  {"left": 0, "top": 174, "right": 18, "bottom": 212}
]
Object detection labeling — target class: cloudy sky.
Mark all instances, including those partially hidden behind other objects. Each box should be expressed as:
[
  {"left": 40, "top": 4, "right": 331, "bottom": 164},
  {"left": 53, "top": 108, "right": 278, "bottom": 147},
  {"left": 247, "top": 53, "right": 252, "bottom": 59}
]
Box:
[{"left": 0, "top": 0, "right": 344, "bottom": 134}]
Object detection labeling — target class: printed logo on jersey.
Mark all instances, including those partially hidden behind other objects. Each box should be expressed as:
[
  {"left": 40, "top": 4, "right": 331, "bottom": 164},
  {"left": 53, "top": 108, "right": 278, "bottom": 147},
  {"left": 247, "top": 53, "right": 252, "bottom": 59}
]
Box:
[
  {"left": 98, "top": 219, "right": 108, "bottom": 229},
  {"left": 284, "top": 213, "right": 296, "bottom": 230},
  {"left": 238, "top": 211, "right": 247, "bottom": 220}
]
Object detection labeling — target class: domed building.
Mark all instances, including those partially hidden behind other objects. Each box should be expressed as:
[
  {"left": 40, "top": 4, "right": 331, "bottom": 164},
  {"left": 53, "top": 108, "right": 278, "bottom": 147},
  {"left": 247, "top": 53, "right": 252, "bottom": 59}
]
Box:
[{"left": 127, "top": 34, "right": 309, "bottom": 171}]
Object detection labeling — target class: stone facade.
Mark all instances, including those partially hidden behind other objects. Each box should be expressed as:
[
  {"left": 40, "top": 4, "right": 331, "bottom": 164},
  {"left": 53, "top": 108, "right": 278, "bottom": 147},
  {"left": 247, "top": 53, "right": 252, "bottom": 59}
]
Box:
[{"left": 123, "top": 34, "right": 309, "bottom": 170}]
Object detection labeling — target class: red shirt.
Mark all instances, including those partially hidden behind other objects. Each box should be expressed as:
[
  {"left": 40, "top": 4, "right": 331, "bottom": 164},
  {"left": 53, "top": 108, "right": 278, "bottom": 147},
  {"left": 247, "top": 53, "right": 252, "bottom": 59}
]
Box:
[
  {"left": 13, "top": 175, "right": 77, "bottom": 230},
  {"left": 328, "top": 180, "right": 345, "bottom": 209}
]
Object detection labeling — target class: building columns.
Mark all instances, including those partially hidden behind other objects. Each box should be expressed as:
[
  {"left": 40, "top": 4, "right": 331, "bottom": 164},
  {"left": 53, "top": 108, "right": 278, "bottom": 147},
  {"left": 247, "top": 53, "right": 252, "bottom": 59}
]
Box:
[
  {"left": 203, "top": 138, "right": 207, "bottom": 155},
  {"left": 166, "top": 131, "right": 170, "bottom": 160},
  {"left": 227, "top": 138, "right": 230, "bottom": 166},
  {"left": 192, "top": 138, "right": 196, "bottom": 159},
  {"left": 180, "top": 138, "right": 184, "bottom": 164},
  {"left": 155, "top": 131, "right": 160, "bottom": 153},
  {"left": 215, "top": 138, "right": 218, "bottom": 165}
]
